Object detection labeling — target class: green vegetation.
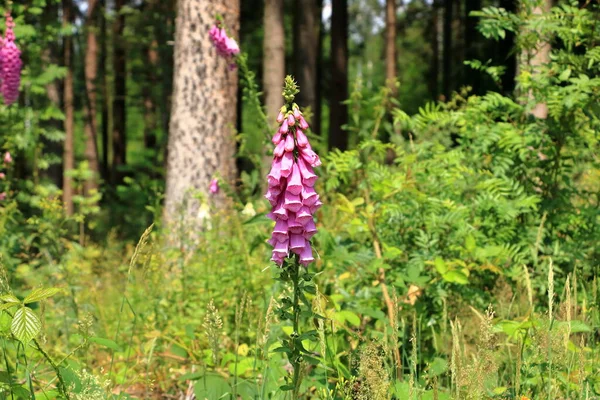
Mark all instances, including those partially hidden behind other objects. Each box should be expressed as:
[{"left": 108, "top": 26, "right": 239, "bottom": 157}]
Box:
[{"left": 0, "top": 0, "right": 598, "bottom": 399}]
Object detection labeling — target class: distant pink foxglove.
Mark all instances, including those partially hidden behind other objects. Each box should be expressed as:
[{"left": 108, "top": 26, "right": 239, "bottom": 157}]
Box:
[
  {"left": 0, "top": 12, "right": 21, "bottom": 106},
  {"left": 209, "top": 23, "right": 240, "bottom": 59},
  {"left": 3, "top": 152, "right": 11, "bottom": 164},
  {"left": 266, "top": 104, "right": 321, "bottom": 267},
  {"left": 209, "top": 178, "right": 219, "bottom": 194}
]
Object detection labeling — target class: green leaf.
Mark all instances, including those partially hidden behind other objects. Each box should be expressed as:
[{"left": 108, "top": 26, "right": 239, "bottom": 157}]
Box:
[
  {"left": 280, "top": 384, "right": 295, "bottom": 391},
  {"left": 24, "top": 288, "right": 61, "bottom": 304},
  {"left": 442, "top": 270, "right": 469, "bottom": 285},
  {"left": 194, "top": 374, "right": 231, "bottom": 399},
  {"left": 0, "top": 294, "right": 21, "bottom": 304},
  {"left": 434, "top": 257, "right": 447, "bottom": 274},
  {"left": 88, "top": 337, "right": 121, "bottom": 351},
  {"left": 338, "top": 310, "right": 361, "bottom": 327},
  {"left": 11, "top": 307, "right": 41, "bottom": 344},
  {"left": 559, "top": 68, "right": 572, "bottom": 81}
]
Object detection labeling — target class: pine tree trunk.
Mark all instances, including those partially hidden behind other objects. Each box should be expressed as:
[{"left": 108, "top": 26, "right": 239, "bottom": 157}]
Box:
[
  {"left": 294, "top": 0, "right": 320, "bottom": 123},
  {"left": 328, "top": 0, "right": 349, "bottom": 151},
  {"left": 143, "top": 39, "right": 159, "bottom": 153},
  {"left": 442, "top": 0, "right": 453, "bottom": 100},
  {"left": 100, "top": 0, "right": 109, "bottom": 181},
  {"left": 428, "top": 1, "right": 440, "bottom": 100},
  {"left": 164, "top": 0, "right": 240, "bottom": 221},
  {"left": 84, "top": 0, "right": 101, "bottom": 194},
  {"left": 528, "top": 0, "right": 551, "bottom": 118},
  {"left": 63, "top": 0, "right": 74, "bottom": 216},
  {"left": 263, "top": 0, "right": 285, "bottom": 123},
  {"left": 385, "top": 0, "right": 397, "bottom": 95},
  {"left": 112, "top": 0, "right": 127, "bottom": 183},
  {"left": 41, "top": 1, "right": 63, "bottom": 188},
  {"left": 314, "top": 0, "right": 323, "bottom": 136}
]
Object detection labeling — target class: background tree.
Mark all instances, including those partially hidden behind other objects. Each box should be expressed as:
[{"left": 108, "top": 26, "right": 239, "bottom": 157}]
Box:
[
  {"left": 294, "top": 0, "right": 320, "bottom": 130},
  {"left": 329, "top": 0, "right": 349, "bottom": 150},
  {"left": 263, "top": 0, "right": 285, "bottom": 123},
  {"left": 62, "top": 0, "right": 74, "bottom": 215},
  {"left": 84, "top": 0, "right": 101, "bottom": 194},
  {"left": 385, "top": 0, "right": 397, "bottom": 95},
  {"left": 112, "top": 0, "right": 127, "bottom": 183},
  {"left": 165, "top": 0, "right": 240, "bottom": 221}
]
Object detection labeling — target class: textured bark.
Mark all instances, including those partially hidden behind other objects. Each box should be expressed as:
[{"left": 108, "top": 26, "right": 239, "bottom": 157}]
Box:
[
  {"left": 112, "top": 0, "right": 127, "bottom": 183},
  {"left": 328, "top": 0, "right": 348, "bottom": 151},
  {"left": 100, "top": 0, "right": 109, "bottom": 180},
  {"left": 385, "top": 0, "right": 397, "bottom": 95},
  {"left": 314, "top": 0, "right": 323, "bottom": 136},
  {"left": 165, "top": 0, "right": 240, "bottom": 221},
  {"left": 62, "top": 0, "right": 74, "bottom": 216},
  {"left": 294, "top": 0, "right": 320, "bottom": 124},
  {"left": 442, "top": 0, "right": 453, "bottom": 99},
  {"left": 528, "top": 0, "right": 551, "bottom": 118},
  {"left": 84, "top": 0, "right": 101, "bottom": 194},
  {"left": 263, "top": 0, "right": 285, "bottom": 123}
]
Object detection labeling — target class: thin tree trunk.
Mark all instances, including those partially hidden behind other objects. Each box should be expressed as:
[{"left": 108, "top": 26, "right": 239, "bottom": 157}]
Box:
[
  {"left": 84, "top": 0, "right": 101, "bottom": 194},
  {"left": 314, "top": 0, "right": 323, "bottom": 136},
  {"left": 328, "top": 0, "right": 348, "bottom": 151},
  {"left": 143, "top": 39, "right": 159, "bottom": 153},
  {"left": 465, "top": 0, "right": 481, "bottom": 94},
  {"left": 112, "top": 0, "right": 127, "bottom": 183},
  {"left": 442, "top": 0, "right": 453, "bottom": 100},
  {"left": 385, "top": 0, "right": 397, "bottom": 96},
  {"left": 528, "top": 0, "right": 551, "bottom": 118},
  {"left": 294, "top": 0, "right": 320, "bottom": 122},
  {"left": 41, "top": 1, "right": 63, "bottom": 188},
  {"left": 100, "top": 0, "right": 109, "bottom": 181},
  {"left": 499, "top": 0, "right": 516, "bottom": 94},
  {"left": 428, "top": 1, "right": 440, "bottom": 100},
  {"left": 263, "top": 0, "right": 285, "bottom": 123},
  {"left": 62, "top": 0, "right": 74, "bottom": 216},
  {"left": 164, "top": 0, "right": 240, "bottom": 221}
]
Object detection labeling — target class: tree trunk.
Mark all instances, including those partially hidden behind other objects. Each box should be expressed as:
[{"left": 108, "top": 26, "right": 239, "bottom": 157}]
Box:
[
  {"left": 328, "top": 0, "right": 348, "bottom": 151},
  {"left": 294, "top": 0, "right": 320, "bottom": 124},
  {"left": 84, "top": 0, "right": 101, "bottom": 194},
  {"left": 528, "top": 0, "right": 551, "bottom": 118},
  {"left": 442, "top": 0, "right": 453, "bottom": 100},
  {"left": 41, "top": 1, "right": 63, "bottom": 188},
  {"left": 314, "top": 0, "right": 323, "bottom": 136},
  {"left": 62, "top": 0, "right": 74, "bottom": 216},
  {"left": 498, "top": 0, "right": 516, "bottom": 94},
  {"left": 112, "top": 0, "right": 127, "bottom": 183},
  {"left": 385, "top": 0, "right": 397, "bottom": 95},
  {"left": 428, "top": 1, "right": 440, "bottom": 100},
  {"left": 143, "top": 39, "right": 159, "bottom": 153},
  {"left": 100, "top": 0, "right": 109, "bottom": 181},
  {"left": 164, "top": 0, "right": 240, "bottom": 221},
  {"left": 263, "top": 0, "right": 285, "bottom": 123},
  {"left": 465, "top": 0, "right": 481, "bottom": 94}
]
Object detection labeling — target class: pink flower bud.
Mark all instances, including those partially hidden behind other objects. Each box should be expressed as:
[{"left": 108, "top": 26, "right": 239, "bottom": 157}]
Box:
[
  {"left": 272, "top": 131, "right": 283, "bottom": 145},
  {"left": 274, "top": 139, "right": 286, "bottom": 157},
  {"left": 297, "top": 158, "right": 317, "bottom": 187},
  {"left": 0, "top": 172, "right": 5, "bottom": 179},
  {"left": 279, "top": 119, "right": 289, "bottom": 134},
  {"left": 276, "top": 110, "right": 285, "bottom": 123},
  {"left": 298, "top": 115, "right": 309, "bottom": 130},
  {"left": 287, "top": 114, "right": 295, "bottom": 126},
  {"left": 293, "top": 107, "right": 301, "bottom": 119},
  {"left": 3, "top": 152, "right": 11, "bottom": 164},
  {"left": 268, "top": 157, "right": 282, "bottom": 186},
  {"left": 295, "top": 129, "right": 309, "bottom": 148},
  {"left": 284, "top": 134, "right": 295, "bottom": 152}
]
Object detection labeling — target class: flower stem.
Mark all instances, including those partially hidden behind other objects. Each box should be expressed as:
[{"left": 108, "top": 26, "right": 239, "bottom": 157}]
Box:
[{"left": 290, "top": 256, "right": 302, "bottom": 398}]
